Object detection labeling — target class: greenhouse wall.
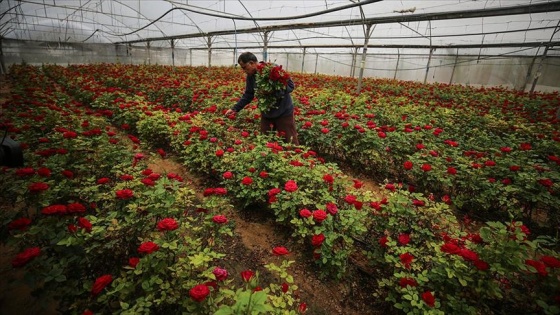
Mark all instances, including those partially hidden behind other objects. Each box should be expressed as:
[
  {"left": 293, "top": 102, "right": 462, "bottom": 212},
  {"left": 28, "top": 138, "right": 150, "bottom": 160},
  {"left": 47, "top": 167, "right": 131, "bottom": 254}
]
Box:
[{"left": 2, "top": 39, "right": 559, "bottom": 92}]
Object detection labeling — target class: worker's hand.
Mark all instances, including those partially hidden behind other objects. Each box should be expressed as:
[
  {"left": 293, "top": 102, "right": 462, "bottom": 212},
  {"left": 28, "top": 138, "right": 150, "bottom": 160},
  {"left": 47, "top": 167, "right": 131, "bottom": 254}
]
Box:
[{"left": 225, "top": 109, "right": 236, "bottom": 118}]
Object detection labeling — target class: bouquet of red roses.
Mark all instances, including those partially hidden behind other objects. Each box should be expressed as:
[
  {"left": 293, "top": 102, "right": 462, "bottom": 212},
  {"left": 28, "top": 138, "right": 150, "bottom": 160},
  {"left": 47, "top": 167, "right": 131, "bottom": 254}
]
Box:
[{"left": 255, "top": 62, "right": 290, "bottom": 113}]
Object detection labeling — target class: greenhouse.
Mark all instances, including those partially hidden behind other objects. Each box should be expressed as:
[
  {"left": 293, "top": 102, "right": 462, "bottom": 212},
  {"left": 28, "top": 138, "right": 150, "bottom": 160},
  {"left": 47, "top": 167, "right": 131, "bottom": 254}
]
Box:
[
  {"left": 2, "top": 0, "right": 560, "bottom": 91},
  {"left": 1, "top": 1, "right": 560, "bottom": 314}
]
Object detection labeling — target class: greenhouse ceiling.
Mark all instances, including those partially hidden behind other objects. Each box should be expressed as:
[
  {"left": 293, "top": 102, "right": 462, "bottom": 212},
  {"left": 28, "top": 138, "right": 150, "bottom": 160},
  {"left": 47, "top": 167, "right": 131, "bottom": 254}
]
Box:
[{"left": 1, "top": 0, "right": 560, "bottom": 54}]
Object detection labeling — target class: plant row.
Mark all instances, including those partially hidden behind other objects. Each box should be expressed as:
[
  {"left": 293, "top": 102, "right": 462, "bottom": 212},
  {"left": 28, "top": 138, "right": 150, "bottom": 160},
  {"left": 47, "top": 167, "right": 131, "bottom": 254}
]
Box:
[{"left": 1, "top": 65, "right": 305, "bottom": 315}]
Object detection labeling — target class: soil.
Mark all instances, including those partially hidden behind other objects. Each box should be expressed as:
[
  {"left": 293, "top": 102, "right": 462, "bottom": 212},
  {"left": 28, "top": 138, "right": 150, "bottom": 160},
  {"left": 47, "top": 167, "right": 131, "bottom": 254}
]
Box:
[{"left": 0, "top": 74, "right": 388, "bottom": 315}]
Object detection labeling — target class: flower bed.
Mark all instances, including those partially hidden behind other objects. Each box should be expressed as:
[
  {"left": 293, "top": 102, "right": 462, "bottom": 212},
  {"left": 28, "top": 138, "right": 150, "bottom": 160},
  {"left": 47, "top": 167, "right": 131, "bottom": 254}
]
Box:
[{"left": 3, "top": 63, "right": 560, "bottom": 314}]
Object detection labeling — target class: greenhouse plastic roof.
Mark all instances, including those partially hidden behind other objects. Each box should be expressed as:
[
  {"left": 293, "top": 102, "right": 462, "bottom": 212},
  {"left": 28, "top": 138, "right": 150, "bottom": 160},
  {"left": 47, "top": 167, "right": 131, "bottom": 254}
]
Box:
[{"left": 1, "top": 0, "right": 560, "bottom": 53}]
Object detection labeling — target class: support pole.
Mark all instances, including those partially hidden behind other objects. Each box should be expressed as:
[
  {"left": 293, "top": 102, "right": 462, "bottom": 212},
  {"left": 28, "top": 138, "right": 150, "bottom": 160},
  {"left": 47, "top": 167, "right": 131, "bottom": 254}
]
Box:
[
  {"left": 171, "top": 39, "right": 175, "bottom": 67},
  {"left": 314, "top": 53, "right": 319, "bottom": 74},
  {"left": 393, "top": 48, "right": 400, "bottom": 80},
  {"left": 357, "top": 23, "right": 373, "bottom": 94},
  {"left": 147, "top": 41, "right": 151, "bottom": 65},
  {"left": 301, "top": 47, "right": 306, "bottom": 73},
  {"left": 524, "top": 47, "right": 541, "bottom": 91},
  {"left": 263, "top": 31, "right": 270, "bottom": 62},
  {"left": 0, "top": 37, "right": 6, "bottom": 74},
  {"left": 424, "top": 47, "right": 434, "bottom": 84},
  {"left": 423, "top": 20, "right": 433, "bottom": 84},
  {"left": 351, "top": 47, "right": 358, "bottom": 77},
  {"left": 530, "top": 45, "right": 549, "bottom": 93},
  {"left": 207, "top": 36, "right": 212, "bottom": 67},
  {"left": 449, "top": 48, "right": 459, "bottom": 85}
]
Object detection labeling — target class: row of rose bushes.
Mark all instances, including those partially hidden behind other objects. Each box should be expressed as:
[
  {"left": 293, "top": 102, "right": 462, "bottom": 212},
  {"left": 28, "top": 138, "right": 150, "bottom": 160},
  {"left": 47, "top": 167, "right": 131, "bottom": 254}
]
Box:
[
  {"left": 1, "top": 65, "right": 305, "bottom": 314},
  {"left": 63, "top": 63, "right": 560, "bottom": 227},
  {"left": 294, "top": 88, "right": 559, "bottom": 227},
  {"left": 38, "top": 63, "right": 560, "bottom": 314}
]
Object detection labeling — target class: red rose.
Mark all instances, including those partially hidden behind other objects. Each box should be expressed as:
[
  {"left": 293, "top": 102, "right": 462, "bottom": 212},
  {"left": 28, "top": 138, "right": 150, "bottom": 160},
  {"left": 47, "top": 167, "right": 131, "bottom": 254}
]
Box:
[
  {"left": 526, "top": 259, "right": 548, "bottom": 276},
  {"left": 458, "top": 248, "right": 479, "bottom": 262},
  {"left": 509, "top": 165, "right": 521, "bottom": 171},
  {"left": 272, "top": 246, "right": 290, "bottom": 256},
  {"left": 259, "top": 171, "right": 268, "bottom": 178},
  {"left": 500, "top": 146, "right": 512, "bottom": 152},
  {"left": 12, "top": 247, "right": 41, "bottom": 267},
  {"left": 474, "top": 259, "right": 489, "bottom": 271},
  {"left": 222, "top": 171, "right": 234, "bottom": 179},
  {"left": 398, "top": 233, "right": 410, "bottom": 245},
  {"left": 189, "top": 284, "right": 210, "bottom": 302},
  {"left": 67, "top": 202, "right": 86, "bottom": 213},
  {"left": 215, "top": 188, "right": 228, "bottom": 195},
  {"left": 298, "top": 302, "right": 307, "bottom": 314},
  {"left": 422, "top": 291, "right": 436, "bottom": 307},
  {"left": 312, "top": 210, "right": 328, "bottom": 223},
  {"left": 241, "top": 270, "right": 255, "bottom": 282},
  {"left": 538, "top": 178, "right": 554, "bottom": 188},
  {"left": 28, "top": 182, "right": 49, "bottom": 193},
  {"left": 385, "top": 183, "right": 396, "bottom": 192},
  {"left": 116, "top": 189, "right": 134, "bottom": 199},
  {"left": 268, "top": 188, "right": 281, "bottom": 196},
  {"left": 282, "top": 282, "right": 289, "bottom": 293},
  {"left": 326, "top": 202, "right": 338, "bottom": 215},
  {"left": 78, "top": 217, "right": 92, "bottom": 232},
  {"left": 520, "top": 142, "right": 532, "bottom": 150},
  {"left": 241, "top": 176, "right": 253, "bottom": 185},
  {"left": 120, "top": 174, "right": 134, "bottom": 181},
  {"left": 97, "top": 177, "right": 110, "bottom": 185},
  {"left": 379, "top": 236, "right": 388, "bottom": 248},
  {"left": 311, "top": 234, "right": 326, "bottom": 247},
  {"left": 16, "top": 167, "right": 35, "bottom": 177},
  {"left": 129, "top": 257, "right": 140, "bottom": 268},
  {"left": 213, "top": 267, "right": 228, "bottom": 281},
  {"left": 398, "top": 277, "right": 417, "bottom": 288},
  {"left": 37, "top": 167, "right": 51, "bottom": 177},
  {"left": 68, "top": 224, "right": 78, "bottom": 233},
  {"left": 399, "top": 252, "right": 414, "bottom": 268},
  {"left": 421, "top": 164, "right": 432, "bottom": 172},
  {"left": 8, "top": 217, "right": 32, "bottom": 231},
  {"left": 299, "top": 209, "right": 312, "bottom": 218},
  {"left": 215, "top": 149, "right": 224, "bottom": 157},
  {"left": 141, "top": 178, "right": 155, "bottom": 186},
  {"left": 441, "top": 242, "right": 461, "bottom": 254},
  {"left": 403, "top": 161, "right": 413, "bottom": 170},
  {"left": 323, "top": 174, "right": 334, "bottom": 183},
  {"left": 485, "top": 160, "right": 496, "bottom": 167},
  {"left": 41, "top": 204, "right": 67, "bottom": 215},
  {"left": 212, "top": 215, "right": 228, "bottom": 224},
  {"left": 447, "top": 167, "right": 457, "bottom": 175},
  {"left": 91, "top": 274, "right": 113, "bottom": 296},
  {"left": 138, "top": 241, "right": 159, "bottom": 255},
  {"left": 284, "top": 180, "right": 298, "bottom": 192},
  {"left": 157, "top": 218, "right": 179, "bottom": 231},
  {"left": 541, "top": 256, "right": 560, "bottom": 268},
  {"left": 412, "top": 199, "right": 425, "bottom": 207},
  {"left": 344, "top": 194, "right": 357, "bottom": 204}
]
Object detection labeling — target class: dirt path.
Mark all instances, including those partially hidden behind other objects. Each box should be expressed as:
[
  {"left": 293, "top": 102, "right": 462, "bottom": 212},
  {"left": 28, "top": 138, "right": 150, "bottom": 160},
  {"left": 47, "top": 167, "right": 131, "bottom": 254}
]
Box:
[{"left": 148, "top": 156, "right": 385, "bottom": 315}]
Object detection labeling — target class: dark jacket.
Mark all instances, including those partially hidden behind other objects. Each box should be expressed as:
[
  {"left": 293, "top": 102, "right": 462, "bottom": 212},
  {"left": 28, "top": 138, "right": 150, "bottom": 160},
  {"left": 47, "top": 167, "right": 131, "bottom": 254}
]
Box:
[{"left": 232, "top": 72, "right": 295, "bottom": 119}]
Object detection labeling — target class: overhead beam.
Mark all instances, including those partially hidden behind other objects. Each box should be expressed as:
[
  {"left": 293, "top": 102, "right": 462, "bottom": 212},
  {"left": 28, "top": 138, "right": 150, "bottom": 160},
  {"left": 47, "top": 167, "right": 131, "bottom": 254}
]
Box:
[
  {"left": 116, "top": 2, "right": 560, "bottom": 44},
  {"left": 178, "top": 41, "right": 560, "bottom": 50}
]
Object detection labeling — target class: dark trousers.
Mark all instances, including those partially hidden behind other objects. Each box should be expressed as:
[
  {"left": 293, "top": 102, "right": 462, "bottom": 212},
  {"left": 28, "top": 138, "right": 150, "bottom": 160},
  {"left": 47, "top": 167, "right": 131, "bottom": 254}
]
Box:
[{"left": 260, "top": 114, "right": 300, "bottom": 145}]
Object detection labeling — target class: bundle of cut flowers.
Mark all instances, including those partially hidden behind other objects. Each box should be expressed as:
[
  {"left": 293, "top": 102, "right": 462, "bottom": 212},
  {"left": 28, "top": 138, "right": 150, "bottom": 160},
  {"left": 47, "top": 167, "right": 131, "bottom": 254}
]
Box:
[{"left": 255, "top": 62, "right": 290, "bottom": 113}]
